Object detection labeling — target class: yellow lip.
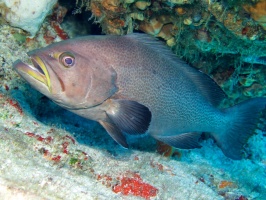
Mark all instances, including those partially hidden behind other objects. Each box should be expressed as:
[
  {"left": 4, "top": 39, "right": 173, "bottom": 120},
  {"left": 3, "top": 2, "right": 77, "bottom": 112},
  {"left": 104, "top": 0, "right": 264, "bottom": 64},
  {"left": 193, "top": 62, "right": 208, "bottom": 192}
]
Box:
[
  {"left": 14, "top": 56, "right": 51, "bottom": 92},
  {"left": 32, "top": 56, "right": 51, "bottom": 90}
]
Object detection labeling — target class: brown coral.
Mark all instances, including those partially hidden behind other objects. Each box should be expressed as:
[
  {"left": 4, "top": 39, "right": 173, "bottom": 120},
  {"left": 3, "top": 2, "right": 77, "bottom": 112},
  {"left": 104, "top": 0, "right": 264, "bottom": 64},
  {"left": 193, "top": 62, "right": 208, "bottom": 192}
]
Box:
[
  {"left": 102, "top": 0, "right": 125, "bottom": 13},
  {"left": 218, "top": 180, "right": 235, "bottom": 189},
  {"left": 139, "top": 15, "right": 174, "bottom": 36},
  {"left": 243, "top": 1, "right": 266, "bottom": 30},
  {"left": 91, "top": 1, "right": 103, "bottom": 17},
  {"left": 157, "top": 24, "right": 177, "bottom": 46},
  {"left": 139, "top": 18, "right": 164, "bottom": 35},
  {"left": 138, "top": 14, "right": 177, "bottom": 46}
]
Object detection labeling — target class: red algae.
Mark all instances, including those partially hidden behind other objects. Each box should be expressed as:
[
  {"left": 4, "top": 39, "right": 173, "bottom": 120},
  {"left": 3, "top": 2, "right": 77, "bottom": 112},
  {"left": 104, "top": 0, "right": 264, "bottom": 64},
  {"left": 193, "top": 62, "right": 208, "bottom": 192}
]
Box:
[
  {"left": 45, "top": 136, "right": 53, "bottom": 143},
  {"left": 81, "top": 151, "right": 89, "bottom": 160},
  {"left": 4, "top": 84, "right": 9, "bottom": 91},
  {"left": 43, "top": 30, "right": 56, "bottom": 44},
  {"left": 97, "top": 174, "right": 113, "bottom": 188},
  {"left": 25, "top": 132, "right": 53, "bottom": 144},
  {"left": 51, "top": 22, "right": 69, "bottom": 40},
  {"left": 25, "top": 132, "right": 35, "bottom": 137},
  {"left": 238, "top": 195, "right": 248, "bottom": 200},
  {"left": 43, "top": 149, "right": 50, "bottom": 157},
  {"left": 64, "top": 135, "right": 76, "bottom": 144},
  {"left": 62, "top": 141, "right": 69, "bottom": 154},
  {"left": 112, "top": 172, "right": 158, "bottom": 199},
  {"left": 42, "top": 4, "right": 68, "bottom": 44},
  {"left": 36, "top": 135, "right": 45, "bottom": 142},
  {"left": 6, "top": 99, "right": 23, "bottom": 115},
  {"left": 51, "top": 155, "right": 61, "bottom": 162}
]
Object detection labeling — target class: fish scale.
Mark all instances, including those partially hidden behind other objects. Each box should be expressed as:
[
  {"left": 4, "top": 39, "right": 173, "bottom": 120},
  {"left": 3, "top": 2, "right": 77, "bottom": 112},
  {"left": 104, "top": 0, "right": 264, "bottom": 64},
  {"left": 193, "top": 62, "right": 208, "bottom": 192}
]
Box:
[{"left": 107, "top": 37, "right": 217, "bottom": 134}]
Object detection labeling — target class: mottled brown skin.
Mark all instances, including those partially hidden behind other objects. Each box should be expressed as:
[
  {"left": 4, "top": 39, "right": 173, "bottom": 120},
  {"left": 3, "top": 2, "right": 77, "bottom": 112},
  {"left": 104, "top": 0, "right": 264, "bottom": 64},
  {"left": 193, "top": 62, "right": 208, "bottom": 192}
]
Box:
[{"left": 13, "top": 34, "right": 266, "bottom": 159}]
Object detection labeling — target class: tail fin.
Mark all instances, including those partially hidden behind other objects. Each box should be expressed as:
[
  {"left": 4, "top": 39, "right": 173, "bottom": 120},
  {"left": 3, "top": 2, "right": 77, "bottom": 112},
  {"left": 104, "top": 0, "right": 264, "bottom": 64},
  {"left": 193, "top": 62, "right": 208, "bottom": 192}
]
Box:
[{"left": 214, "top": 98, "right": 266, "bottom": 160}]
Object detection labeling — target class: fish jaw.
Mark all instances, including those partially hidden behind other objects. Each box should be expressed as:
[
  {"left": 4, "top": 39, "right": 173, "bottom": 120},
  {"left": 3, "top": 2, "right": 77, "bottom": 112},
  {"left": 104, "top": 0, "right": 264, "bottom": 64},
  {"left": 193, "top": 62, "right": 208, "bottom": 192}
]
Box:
[{"left": 13, "top": 55, "right": 52, "bottom": 96}]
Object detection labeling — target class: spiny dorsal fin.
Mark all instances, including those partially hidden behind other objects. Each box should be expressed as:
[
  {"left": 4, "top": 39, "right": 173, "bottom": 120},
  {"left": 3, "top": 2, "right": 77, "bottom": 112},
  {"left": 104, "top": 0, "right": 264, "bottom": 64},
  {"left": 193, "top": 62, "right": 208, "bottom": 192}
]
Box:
[{"left": 125, "top": 33, "right": 226, "bottom": 107}]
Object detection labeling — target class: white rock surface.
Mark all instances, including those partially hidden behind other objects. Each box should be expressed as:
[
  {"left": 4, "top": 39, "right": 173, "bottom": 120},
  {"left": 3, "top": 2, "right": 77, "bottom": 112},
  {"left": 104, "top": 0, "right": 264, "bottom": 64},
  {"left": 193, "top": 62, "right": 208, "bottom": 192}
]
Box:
[{"left": 0, "top": 0, "right": 57, "bottom": 36}]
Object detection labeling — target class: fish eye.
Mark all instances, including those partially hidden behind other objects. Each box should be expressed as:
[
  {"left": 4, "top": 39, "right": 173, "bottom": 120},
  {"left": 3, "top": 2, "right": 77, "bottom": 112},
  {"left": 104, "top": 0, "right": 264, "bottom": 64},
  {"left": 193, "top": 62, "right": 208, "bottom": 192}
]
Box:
[{"left": 59, "top": 52, "right": 75, "bottom": 68}]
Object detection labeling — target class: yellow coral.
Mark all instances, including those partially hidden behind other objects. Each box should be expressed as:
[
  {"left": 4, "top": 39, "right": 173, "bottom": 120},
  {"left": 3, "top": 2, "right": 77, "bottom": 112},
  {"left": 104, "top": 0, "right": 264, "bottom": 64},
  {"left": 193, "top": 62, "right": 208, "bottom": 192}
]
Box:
[{"left": 135, "top": 1, "right": 151, "bottom": 10}]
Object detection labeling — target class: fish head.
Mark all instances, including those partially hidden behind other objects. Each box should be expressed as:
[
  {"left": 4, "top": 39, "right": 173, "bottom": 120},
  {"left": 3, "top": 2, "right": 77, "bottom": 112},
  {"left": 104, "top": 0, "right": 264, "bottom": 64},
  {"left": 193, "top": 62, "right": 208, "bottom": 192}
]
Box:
[{"left": 13, "top": 39, "right": 118, "bottom": 110}]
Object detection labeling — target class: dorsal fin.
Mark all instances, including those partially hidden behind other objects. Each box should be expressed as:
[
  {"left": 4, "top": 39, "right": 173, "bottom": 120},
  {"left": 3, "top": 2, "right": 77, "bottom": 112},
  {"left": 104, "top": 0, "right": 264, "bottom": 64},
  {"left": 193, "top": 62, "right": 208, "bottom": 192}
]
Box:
[
  {"left": 125, "top": 33, "right": 226, "bottom": 107},
  {"left": 185, "top": 69, "right": 227, "bottom": 107}
]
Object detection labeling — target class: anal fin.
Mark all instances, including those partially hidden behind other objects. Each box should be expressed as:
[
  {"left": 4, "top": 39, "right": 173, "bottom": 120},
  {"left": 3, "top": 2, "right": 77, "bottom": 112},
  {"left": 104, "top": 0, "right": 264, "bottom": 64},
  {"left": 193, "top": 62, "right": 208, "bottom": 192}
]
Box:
[
  {"left": 99, "top": 121, "right": 128, "bottom": 148},
  {"left": 154, "top": 132, "right": 202, "bottom": 149}
]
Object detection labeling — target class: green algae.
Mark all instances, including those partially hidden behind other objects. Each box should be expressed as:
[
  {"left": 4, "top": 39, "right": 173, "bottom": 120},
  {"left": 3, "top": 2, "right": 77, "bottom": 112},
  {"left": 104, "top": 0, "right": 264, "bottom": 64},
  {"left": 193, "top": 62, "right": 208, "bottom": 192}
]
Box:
[{"left": 12, "top": 33, "right": 26, "bottom": 44}]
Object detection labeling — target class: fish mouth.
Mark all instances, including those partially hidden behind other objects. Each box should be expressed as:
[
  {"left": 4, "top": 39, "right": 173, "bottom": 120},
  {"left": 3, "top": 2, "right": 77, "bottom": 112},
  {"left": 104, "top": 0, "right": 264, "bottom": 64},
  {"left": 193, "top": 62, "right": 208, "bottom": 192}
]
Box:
[{"left": 13, "top": 55, "right": 51, "bottom": 91}]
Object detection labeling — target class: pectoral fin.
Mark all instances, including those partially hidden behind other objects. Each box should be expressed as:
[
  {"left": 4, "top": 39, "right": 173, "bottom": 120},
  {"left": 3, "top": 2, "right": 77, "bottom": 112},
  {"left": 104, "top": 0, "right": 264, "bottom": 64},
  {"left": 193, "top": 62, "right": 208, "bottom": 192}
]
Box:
[
  {"left": 99, "top": 121, "right": 128, "bottom": 148},
  {"left": 106, "top": 99, "right": 152, "bottom": 135},
  {"left": 154, "top": 132, "right": 202, "bottom": 149}
]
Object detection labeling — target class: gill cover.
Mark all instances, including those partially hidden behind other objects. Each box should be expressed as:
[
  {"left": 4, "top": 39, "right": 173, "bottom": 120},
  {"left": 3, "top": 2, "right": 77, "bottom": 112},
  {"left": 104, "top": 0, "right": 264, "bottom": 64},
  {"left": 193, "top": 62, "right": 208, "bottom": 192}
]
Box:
[{"left": 84, "top": 53, "right": 118, "bottom": 108}]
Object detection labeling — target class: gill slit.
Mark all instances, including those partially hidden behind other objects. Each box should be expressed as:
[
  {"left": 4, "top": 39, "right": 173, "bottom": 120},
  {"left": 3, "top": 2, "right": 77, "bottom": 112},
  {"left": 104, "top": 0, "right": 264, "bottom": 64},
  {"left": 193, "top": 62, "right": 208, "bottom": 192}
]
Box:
[{"left": 84, "top": 73, "right": 93, "bottom": 100}]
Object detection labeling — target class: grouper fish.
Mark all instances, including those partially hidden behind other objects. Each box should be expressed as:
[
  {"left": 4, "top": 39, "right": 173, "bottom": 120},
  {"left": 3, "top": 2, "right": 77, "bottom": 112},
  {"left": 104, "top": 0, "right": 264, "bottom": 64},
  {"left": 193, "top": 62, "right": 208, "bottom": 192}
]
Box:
[{"left": 13, "top": 34, "right": 266, "bottom": 160}]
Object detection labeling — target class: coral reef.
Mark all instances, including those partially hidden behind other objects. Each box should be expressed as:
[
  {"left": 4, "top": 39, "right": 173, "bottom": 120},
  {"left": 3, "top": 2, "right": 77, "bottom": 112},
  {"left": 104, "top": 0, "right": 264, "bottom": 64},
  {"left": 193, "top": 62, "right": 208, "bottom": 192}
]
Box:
[
  {"left": 243, "top": 0, "right": 266, "bottom": 30},
  {"left": 0, "top": 0, "right": 266, "bottom": 199}
]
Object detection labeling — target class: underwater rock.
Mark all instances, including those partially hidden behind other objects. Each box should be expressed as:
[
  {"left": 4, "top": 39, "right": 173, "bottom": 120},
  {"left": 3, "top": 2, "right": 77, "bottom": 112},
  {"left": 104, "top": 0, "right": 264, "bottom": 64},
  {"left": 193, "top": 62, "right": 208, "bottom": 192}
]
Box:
[{"left": 0, "top": 0, "right": 57, "bottom": 36}]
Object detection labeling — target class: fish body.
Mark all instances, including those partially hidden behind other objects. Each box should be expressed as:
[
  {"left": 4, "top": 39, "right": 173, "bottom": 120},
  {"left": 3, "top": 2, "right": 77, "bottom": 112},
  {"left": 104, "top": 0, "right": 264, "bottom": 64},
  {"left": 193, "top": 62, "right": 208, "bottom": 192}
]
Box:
[{"left": 13, "top": 34, "right": 266, "bottom": 159}]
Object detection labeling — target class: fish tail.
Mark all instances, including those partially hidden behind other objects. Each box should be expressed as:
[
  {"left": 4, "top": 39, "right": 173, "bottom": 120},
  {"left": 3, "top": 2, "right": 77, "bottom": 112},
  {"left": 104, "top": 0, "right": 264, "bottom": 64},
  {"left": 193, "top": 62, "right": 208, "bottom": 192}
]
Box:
[{"left": 214, "top": 98, "right": 266, "bottom": 160}]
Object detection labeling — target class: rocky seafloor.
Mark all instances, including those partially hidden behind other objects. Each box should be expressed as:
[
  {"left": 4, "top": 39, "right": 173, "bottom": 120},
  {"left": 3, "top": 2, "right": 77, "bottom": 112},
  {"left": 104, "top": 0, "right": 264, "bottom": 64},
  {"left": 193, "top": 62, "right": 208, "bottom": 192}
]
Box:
[{"left": 0, "top": 0, "right": 266, "bottom": 199}]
